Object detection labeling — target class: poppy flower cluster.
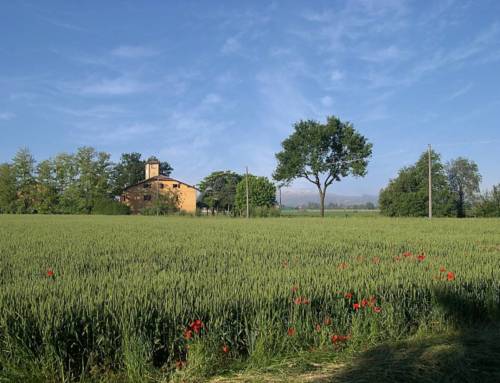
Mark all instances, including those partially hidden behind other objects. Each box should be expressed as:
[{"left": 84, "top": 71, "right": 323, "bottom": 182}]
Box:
[
  {"left": 417, "top": 253, "right": 426, "bottom": 262},
  {"left": 353, "top": 296, "right": 381, "bottom": 313},
  {"left": 293, "top": 296, "right": 310, "bottom": 305},
  {"left": 330, "top": 334, "right": 349, "bottom": 344},
  {"left": 47, "top": 269, "right": 54, "bottom": 278},
  {"left": 183, "top": 319, "right": 205, "bottom": 340},
  {"left": 447, "top": 271, "right": 455, "bottom": 281},
  {"left": 403, "top": 251, "right": 413, "bottom": 258}
]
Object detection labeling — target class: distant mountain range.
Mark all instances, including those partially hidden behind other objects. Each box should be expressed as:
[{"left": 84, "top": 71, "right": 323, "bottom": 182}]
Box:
[{"left": 280, "top": 189, "right": 378, "bottom": 208}]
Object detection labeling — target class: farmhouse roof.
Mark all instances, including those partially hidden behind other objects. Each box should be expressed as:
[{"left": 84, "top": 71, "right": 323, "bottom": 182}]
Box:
[{"left": 123, "top": 175, "right": 200, "bottom": 191}]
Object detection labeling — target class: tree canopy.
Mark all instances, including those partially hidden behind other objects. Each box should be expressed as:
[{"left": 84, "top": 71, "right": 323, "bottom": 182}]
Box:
[
  {"left": 379, "top": 150, "right": 455, "bottom": 217},
  {"left": 235, "top": 174, "right": 277, "bottom": 216},
  {"left": 446, "top": 157, "right": 481, "bottom": 217},
  {"left": 0, "top": 147, "right": 174, "bottom": 215},
  {"left": 273, "top": 116, "right": 372, "bottom": 216},
  {"left": 198, "top": 171, "right": 242, "bottom": 214}
]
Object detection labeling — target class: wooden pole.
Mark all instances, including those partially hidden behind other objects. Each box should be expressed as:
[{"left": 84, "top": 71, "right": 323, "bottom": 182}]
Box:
[
  {"left": 428, "top": 144, "right": 432, "bottom": 219},
  {"left": 245, "top": 166, "right": 249, "bottom": 219}
]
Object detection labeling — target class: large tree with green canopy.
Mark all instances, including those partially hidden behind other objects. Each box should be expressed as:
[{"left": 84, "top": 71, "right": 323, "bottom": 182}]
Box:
[
  {"left": 379, "top": 150, "right": 455, "bottom": 217},
  {"left": 273, "top": 116, "right": 372, "bottom": 217}
]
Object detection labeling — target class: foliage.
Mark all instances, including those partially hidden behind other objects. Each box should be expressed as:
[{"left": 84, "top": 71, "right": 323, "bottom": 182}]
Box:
[
  {"left": 446, "top": 157, "right": 481, "bottom": 217},
  {"left": 274, "top": 116, "right": 372, "bottom": 216},
  {"left": 112, "top": 152, "right": 147, "bottom": 196},
  {"left": 198, "top": 171, "right": 242, "bottom": 214},
  {"left": 234, "top": 174, "right": 277, "bottom": 215},
  {"left": 473, "top": 184, "right": 500, "bottom": 217},
  {"left": 0, "top": 147, "right": 173, "bottom": 215},
  {"left": 379, "top": 150, "right": 455, "bottom": 217},
  {"left": 140, "top": 189, "right": 180, "bottom": 215},
  {"left": 0, "top": 216, "right": 499, "bottom": 381},
  {"left": 92, "top": 198, "right": 131, "bottom": 215},
  {"left": 0, "top": 163, "right": 17, "bottom": 213},
  {"left": 12, "top": 147, "right": 36, "bottom": 213}
]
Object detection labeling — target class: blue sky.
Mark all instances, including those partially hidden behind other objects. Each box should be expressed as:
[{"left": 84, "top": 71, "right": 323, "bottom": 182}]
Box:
[{"left": 1, "top": 0, "right": 499, "bottom": 197}]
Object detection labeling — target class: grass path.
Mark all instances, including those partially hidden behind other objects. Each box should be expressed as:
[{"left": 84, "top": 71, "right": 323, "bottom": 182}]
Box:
[{"left": 207, "top": 326, "right": 500, "bottom": 383}]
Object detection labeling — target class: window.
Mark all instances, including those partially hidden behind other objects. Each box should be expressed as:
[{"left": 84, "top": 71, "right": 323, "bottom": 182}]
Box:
[
  {"left": 143, "top": 183, "right": 150, "bottom": 189},
  {"left": 143, "top": 195, "right": 151, "bottom": 201},
  {"left": 173, "top": 183, "right": 179, "bottom": 188},
  {"left": 159, "top": 183, "right": 164, "bottom": 189}
]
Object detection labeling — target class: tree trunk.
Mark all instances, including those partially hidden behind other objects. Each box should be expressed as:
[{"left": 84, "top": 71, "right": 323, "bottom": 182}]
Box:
[{"left": 319, "top": 189, "right": 325, "bottom": 217}]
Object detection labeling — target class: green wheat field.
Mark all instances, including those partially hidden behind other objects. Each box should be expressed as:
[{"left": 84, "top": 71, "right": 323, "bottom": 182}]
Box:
[{"left": 1, "top": 215, "right": 499, "bottom": 382}]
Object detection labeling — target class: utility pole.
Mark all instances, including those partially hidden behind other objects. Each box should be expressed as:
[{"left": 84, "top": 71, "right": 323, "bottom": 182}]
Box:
[
  {"left": 279, "top": 185, "right": 282, "bottom": 209},
  {"left": 428, "top": 144, "right": 432, "bottom": 219},
  {"left": 245, "top": 166, "right": 249, "bottom": 219}
]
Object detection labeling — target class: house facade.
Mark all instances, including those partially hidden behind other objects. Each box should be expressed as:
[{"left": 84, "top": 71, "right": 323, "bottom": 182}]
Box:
[{"left": 120, "top": 159, "right": 198, "bottom": 214}]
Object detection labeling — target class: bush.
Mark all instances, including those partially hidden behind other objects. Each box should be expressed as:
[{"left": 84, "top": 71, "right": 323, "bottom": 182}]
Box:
[{"left": 92, "top": 198, "right": 130, "bottom": 215}]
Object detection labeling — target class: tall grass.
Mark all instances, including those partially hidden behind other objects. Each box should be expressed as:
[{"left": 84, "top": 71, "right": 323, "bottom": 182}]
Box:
[{"left": 0, "top": 215, "right": 499, "bottom": 381}]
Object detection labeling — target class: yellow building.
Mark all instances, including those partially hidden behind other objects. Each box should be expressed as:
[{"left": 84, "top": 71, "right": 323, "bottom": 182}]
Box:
[{"left": 120, "top": 159, "right": 198, "bottom": 214}]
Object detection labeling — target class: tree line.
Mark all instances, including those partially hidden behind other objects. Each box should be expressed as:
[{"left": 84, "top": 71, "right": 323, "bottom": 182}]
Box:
[
  {"left": 0, "top": 148, "right": 172, "bottom": 214},
  {"left": 379, "top": 150, "right": 499, "bottom": 217}
]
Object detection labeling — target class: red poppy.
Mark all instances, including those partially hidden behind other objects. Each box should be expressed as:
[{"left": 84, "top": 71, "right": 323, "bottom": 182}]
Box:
[
  {"left": 189, "top": 319, "right": 204, "bottom": 334},
  {"left": 175, "top": 360, "right": 186, "bottom": 370},
  {"left": 353, "top": 303, "right": 360, "bottom": 311},
  {"left": 291, "top": 285, "right": 299, "bottom": 293},
  {"left": 302, "top": 298, "right": 310, "bottom": 305},
  {"left": 439, "top": 266, "right": 446, "bottom": 273},
  {"left": 222, "top": 344, "right": 229, "bottom": 353},
  {"left": 47, "top": 269, "right": 54, "bottom": 278},
  {"left": 183, "top": 329, "right": 193, "bottom": 340},
  {"left": 323, "top": 317, "right": 332, "bottom": 326},
  {"left": 373, "top": 306, "right": 382, "bottom": 313},
  {"left": 315, "top": 324, "right": 321, "bottom": 332},
  {"left": 417, "top": 254, "right": 426, "bottom": 262},
  {"left": 447, "top": 271, "right": 455, "bottom": 281},
  {"left": 287, "top": 327, "right": 296, "bottom": 336},
  {"left": 403, "top": 251, "right": 412, "bottom": 257},
  {"left": 294, "top": 297, "right": 302, "bottom": 305},
  {"left": 331, "top": 334, "right": 349, "bottom": 344},
  {"left": 361, "top": 299, "right": 369, "bottom": 308},
  {"left": 344, "top": 292, "right": 353, "bottom": 299},
  {"left": 338, "top": 262, "right": 348, "bottom": 270}
]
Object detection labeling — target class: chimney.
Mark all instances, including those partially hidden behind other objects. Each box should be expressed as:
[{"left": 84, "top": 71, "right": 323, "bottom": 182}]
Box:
[{"left": 145, "top": 158, "right": 160, "bottom": 179}]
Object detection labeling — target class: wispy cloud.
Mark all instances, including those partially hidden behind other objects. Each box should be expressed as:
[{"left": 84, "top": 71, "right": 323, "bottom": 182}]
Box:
[
  {"left": 445, "top": 83, "right": 473, "bottom": 101},
  {"left": 0, "top": 112, "right": 15, "bottom": 121},
  {"left": 221, "top": 37, "right": 242, "bottom": 55},
  {"left": 63, "top": 77, "right": 153, "bottom": 96},
  {"left": 111, "top": 45, "right": 160, "bottom": 58}
]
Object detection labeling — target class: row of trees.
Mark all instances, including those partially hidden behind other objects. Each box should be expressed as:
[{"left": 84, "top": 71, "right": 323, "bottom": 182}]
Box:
[
  {"left": 197, "top": 171, "right": 277, "bottom": 216},
  {"left": 379, "top": 150, "right": 499, "bottom": 217},
  {"left": 0, "top": 148, "right": 172, "bottom": 214}
]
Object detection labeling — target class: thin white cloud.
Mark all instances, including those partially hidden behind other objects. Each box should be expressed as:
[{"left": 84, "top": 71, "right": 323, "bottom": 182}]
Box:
[
  {"left": 221, "top": 37, "right": 242, "bottom": 54},
  {"left": 321, "top": 96, "right": 334, "bottom": 107},
  {"left": 0, "top": 112, "right": 15, "bottom": 121},
  {"left": 66, "top": 77, "right": 153, "bottom": 96},
  {"left": 445, "top": 83, "right": 473, "bottom": 101},
  {"left": 111, "top": 45, "right": 160, "bottom": 58}
]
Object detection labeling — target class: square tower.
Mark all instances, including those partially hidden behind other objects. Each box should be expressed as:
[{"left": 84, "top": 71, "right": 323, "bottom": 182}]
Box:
[{"left": 145, "top": 158, "right": 160, "bottom": 179}]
